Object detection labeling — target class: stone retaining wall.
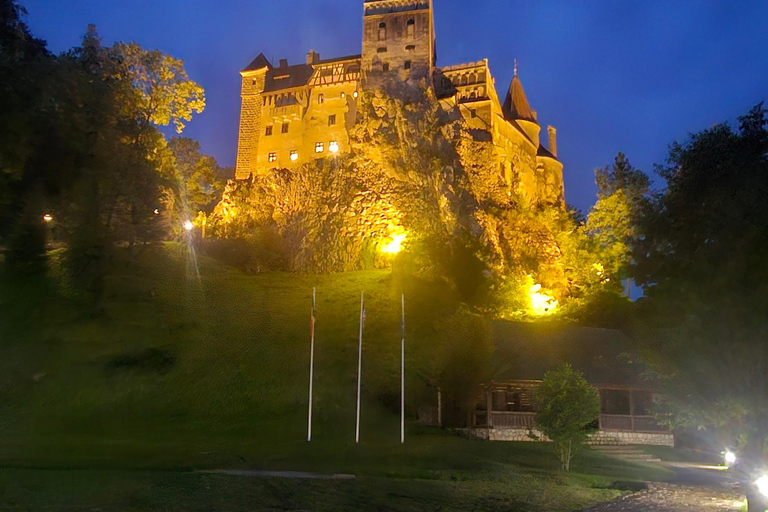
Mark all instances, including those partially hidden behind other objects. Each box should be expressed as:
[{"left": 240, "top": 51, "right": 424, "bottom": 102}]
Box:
[{"left": 466, "top": 428, "right": 674, "bottom": 446}]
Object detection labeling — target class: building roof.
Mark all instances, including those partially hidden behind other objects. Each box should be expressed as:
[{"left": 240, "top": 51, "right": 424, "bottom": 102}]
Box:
[
  {"left": 242, "top": 53, "right": 272, "bottom": 72},
  {"left": 263, "top": 63, "right": 316, "bottom": 92},
  {"left": 502, "top": 74, "right": 536, "bottom": 123},
  {"left": 491, "top": 321, "right": 652, "bottom": 388},
  {"left": 537, "top": 144, "right": 558, "bottom": 160}
]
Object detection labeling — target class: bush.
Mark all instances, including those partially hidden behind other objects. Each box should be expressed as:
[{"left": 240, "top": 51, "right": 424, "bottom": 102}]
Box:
[{"left": 535, "top": 363, "right": 601, "bottom": 471}]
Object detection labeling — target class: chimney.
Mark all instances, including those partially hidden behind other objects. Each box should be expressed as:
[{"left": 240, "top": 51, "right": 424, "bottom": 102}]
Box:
[
  {"left": 547, "top": 125, "right": 557, "bottom": 158},
  {"left": 279, "top": 58, "right": 288, "bottom": 68},
  {"left": 306, "top": 50, "right": 320, "bottom": 65}
]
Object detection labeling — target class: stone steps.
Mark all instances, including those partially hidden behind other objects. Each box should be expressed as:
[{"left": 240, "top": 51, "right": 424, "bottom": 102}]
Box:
[{"left": 591, "top": 445, "right": 662, "bottom": 463}]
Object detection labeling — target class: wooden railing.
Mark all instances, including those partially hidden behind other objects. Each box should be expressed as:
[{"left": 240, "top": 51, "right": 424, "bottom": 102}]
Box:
[
  {"left": 600, "top": 414, "right": 668, "bottom": 433},
  {"left": 489, "top": 411, "right": 536, "bottom": 429}
]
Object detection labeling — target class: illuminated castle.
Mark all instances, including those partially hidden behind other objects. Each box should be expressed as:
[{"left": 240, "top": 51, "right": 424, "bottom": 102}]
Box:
[{"left": 235, "top": 0, "right": 564, "bottom": 206}]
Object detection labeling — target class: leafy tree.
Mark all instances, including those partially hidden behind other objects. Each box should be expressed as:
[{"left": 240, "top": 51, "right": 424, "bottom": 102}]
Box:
[
  {"left": 534, "top": 364, "right": 601, "bottom": 471},
  {"left": 164, "top": 137, "right": 226, "bottom": 230},
  {"left": 586, "top": 153, "right": 649, "bottom": 287},
  {"left": 633, "top": 103, "right": 768, "bottom": 458},
  {"left": 111, "top": 42, "right": 205, "bottom": 133}
]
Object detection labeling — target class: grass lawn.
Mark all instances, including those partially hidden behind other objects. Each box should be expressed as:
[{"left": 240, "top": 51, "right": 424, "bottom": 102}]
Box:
[{"left": 0, "top": 244, "right": 672, "bottom": 511}]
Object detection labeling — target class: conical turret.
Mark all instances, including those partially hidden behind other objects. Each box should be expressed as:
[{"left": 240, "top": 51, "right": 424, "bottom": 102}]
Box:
[{"left": 502, "top": 62, "right": 536, "bottom": 122}]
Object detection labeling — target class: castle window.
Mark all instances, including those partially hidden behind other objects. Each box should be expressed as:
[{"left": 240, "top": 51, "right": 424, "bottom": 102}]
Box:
[
  {"left": 328, "top": 114, "right": 337, "bottom": 126},
  {"left": 378, "top": 22, "right": 387, "bottom": 41},
  {"left": 268, "top": 152, "right": 277, "bottom": 163},
  {"left": 382, "top": 63, "right": 390, "bottom": 72},
  {"left": 315, "top": 142, "right": 324, "bottom": 153},
  {"left": 377, "top": 47, "right": 387, "bottom": 53},
  {"left": 265, "top": 125, "right": 273, "bottom": 136},
  {"left": 318, "top": 94, "right": 324, "bottom": 104},
  {"left": 406, "top": 19, "right": 415, "bottom": 39},
  {"left": 290, "top": 150, "right": 299, "bottom": 161},
  {"left": 469, "top": 108, "right": 477, "bottom": 118},
  {"left": 329, "top": 141, "right": 339, "bottom": 153},
  {"left": 404, "top": 61, "right": 412, "bottom": 70},
  {"left": 405, "top": 44, "right": 416, "bottom": 51},
  {"left": 281, "top": 122, "right": 289, "bottom": 134},
  {"left": 340, "top": 92, "right": 346, "bottom": 99}
]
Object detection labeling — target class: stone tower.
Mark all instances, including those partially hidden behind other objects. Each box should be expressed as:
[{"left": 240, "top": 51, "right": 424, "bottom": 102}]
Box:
[{"left": 361, "top": 0, "right": 435, "bottom": 79}]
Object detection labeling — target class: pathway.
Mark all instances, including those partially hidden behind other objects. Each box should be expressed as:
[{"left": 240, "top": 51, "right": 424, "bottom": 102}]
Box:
[{"left": 580, "top": 463, "right": 745, "bottom": 512}]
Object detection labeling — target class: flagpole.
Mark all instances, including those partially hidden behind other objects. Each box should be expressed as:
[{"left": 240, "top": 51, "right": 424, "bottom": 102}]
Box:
[
  {"left": 355, "top": 292, "right": 364, "bottom": 443},
  {"left": 401, "top": 293, "right": 405, "bottom": 444},
  {"left": 307, "top": 287, "right": 316, "bottom": 442}
]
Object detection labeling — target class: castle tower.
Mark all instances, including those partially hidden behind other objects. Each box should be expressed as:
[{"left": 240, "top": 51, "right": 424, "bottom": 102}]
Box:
[
  {"left": 361, "top": 0, "right": 435, "bottom": 80},
  {"left": 502, "top": 65, "right": 541, "bottom": 146},
  {"left": 235, "top": 54, "right": 271, "bottom": 179}
]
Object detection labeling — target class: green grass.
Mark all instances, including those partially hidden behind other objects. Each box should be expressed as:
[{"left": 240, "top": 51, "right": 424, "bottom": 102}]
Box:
[{"left": 0, "top": 244, "right": 672, "bottom": 511}]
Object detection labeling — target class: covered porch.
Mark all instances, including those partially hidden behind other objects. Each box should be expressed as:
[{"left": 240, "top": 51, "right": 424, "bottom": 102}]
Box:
[{"left": 475, "top": 380, "right": 670, "bottom": 436}]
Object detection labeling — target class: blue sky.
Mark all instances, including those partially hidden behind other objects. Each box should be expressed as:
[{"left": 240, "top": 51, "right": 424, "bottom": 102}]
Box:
[{"left": 21, "top": 0, "right": 768, "bottom": 212}]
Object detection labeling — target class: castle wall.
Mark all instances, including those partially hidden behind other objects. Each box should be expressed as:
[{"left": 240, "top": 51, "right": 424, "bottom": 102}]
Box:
[
  {"left": 362, "top": 2, "right": 433, "bottom": 79},
  {"left": 235, "top": 69, "right": 267, "bottom": 179}
]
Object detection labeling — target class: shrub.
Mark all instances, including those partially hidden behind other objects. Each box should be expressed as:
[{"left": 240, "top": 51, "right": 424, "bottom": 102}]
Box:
[{"left": 535, "top": 363, "right": 601, "bottom": 471}]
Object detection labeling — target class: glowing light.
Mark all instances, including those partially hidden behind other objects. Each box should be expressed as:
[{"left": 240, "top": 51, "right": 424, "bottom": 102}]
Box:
[
  {"left": 528, "top": 278, "right": 558, "bottom": 315},
  {"left": 153, "top": 208, "right": 160, "bottom": 215},
  {"left": 42, "top": 213, "right": 53, "bottom": 222},
  {"left": 592, "top": 262, "right": 605, "bottom": 276},
  {"left": 353, "top": 91, "right": 359, "bottom": 98},
  {"left": 290, "top": 151, "right": 299, "bottom": 161},
  {"left": 724, "top": 450, "right": 737, "bottom": 465},
  {"left": 381, "top": 233, "right": 406, "bottom": 255},
  {"left": 329, "top": 141, "right": 339, "bottom": 154},
  {"left": 184, "top": 220, "right": 194, "bottom": 231},
  {"left": 755, "top": 475, "right": 768, "bottom": 498}
]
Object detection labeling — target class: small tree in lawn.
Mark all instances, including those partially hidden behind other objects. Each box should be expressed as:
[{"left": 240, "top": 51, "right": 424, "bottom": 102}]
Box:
[{"left": 535, "top": 364, "right": 601, "bottom": 471}]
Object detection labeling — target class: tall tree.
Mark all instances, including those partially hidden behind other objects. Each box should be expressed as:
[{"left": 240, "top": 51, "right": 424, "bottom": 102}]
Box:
[{"left": 634, "top": 103, "right": 768, "bottom": 457}]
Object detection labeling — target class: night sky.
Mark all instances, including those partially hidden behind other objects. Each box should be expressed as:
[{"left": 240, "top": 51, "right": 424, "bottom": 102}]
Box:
[{"left": 22, "top": 0, "right": 768, "bottom": 212}]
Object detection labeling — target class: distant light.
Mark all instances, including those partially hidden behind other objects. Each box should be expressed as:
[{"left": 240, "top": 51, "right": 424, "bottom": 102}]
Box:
[
  {"left": 329, "top": 141, "right": 339, "bottom": 154},
  {"left": 353, "top": 91, "right": 359, "bottom": 98},
  {"left": 381, "top": 233, "right": 406, "bottom": 255},
  {"left": 42, "top": 213, "right": 53, "bottom": 222},
  {"left": 756, "top": 475, "right": 768, "bottom": 498},
  {"left": 340, "top": 92, "right": 346, "bottom": 98},
  {"left": 153, "top": 208, "right": 160, "bottom": 215},
  {"left": 290, "top": 151, "right": 299, "bottom": 161},
  {"left": 724, "top": 450, "right": 737, "bottom": 465},
  {"left": 184, "top": 220, "right": 194, "bottom": 231}
]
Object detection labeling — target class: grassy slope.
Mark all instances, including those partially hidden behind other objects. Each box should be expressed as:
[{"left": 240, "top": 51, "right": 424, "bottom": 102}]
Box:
[{"left": 0, "top": 245, "right": 671, "bottom": 511}]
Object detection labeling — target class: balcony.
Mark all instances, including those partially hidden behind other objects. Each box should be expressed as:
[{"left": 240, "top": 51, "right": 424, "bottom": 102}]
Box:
[{"left": 268, "top": 103, "right": 303, "bottom": 120}]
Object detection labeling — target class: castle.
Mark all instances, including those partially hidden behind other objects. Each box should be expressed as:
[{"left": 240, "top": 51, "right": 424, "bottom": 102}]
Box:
[{"left": 235, "top": 0, "right": 564, "bottom": 207}]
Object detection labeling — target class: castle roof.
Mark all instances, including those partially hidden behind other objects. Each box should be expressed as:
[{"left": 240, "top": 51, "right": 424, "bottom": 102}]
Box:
[
  {"left": 242, "top": 53, "right": 271, "bottom": 72},
  {"left": 263, "top": 63, "right": 315, "bottom": 92},
  {"left": 502, "top": 74, "right": 536, "bottom": 123},
  {"left": 537, "top": 144, "right": 558, "bottom": 161}
]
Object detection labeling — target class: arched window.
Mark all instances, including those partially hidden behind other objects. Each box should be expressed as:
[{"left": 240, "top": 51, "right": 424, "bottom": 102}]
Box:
[
  {"left": 406, "top": 19, "right": 415, "bottom": 39},
  {"left": 378, "top": 22, "right": 387, "bottom": 41}
]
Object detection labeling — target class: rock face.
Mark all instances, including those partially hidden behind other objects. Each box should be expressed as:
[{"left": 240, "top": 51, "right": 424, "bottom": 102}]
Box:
[{"left": 211, "top": 79, "right": 584, "bottom": 308}]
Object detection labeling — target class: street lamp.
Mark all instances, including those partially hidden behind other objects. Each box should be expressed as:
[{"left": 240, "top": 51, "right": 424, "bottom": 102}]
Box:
[
  {"left": 42, "top": 213, "right": 53, "bottom": 222},
  {"left": 184, "top": 220, "right": 194, "bottom": 232}
]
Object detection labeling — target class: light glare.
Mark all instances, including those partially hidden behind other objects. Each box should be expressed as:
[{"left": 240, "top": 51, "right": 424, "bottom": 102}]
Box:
[
  {"left": 42, "top": 213, "right": 53, "bottom": 222},
  {"left": 755, "top": 475, "right": 768, "bottom": 498},
  {"left": 381, "top": 233, "right": 406, "bottom": 254},
  {"left": 184, "top": 220, "right": 194, "bottom": 231},
  {"left": 724, "top": 450, "right": 736, "bottom": 465}
]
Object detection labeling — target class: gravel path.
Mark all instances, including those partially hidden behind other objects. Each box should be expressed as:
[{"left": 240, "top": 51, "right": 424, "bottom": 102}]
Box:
[{"left": 580, "top": 482, "right": 744, "bottom": 512}]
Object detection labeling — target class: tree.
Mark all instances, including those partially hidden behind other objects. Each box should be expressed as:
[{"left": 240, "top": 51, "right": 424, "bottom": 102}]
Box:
[
  {"left": 633, "top": 103, "right": 768, "bottom": 459},
  {"left": 534, "top": 364, "right": 601, "bottom": 471},
  {"left": 164, "top": 137, "right": 226, "bottom": 230},
  {"left": 112, "top": 42, "right": 205, "bottom": 133},
  {"left": 586, "top": 153, "right": 649, "bottom": 287}
]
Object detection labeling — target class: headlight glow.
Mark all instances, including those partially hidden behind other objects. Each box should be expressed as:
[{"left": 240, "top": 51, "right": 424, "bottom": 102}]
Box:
[
  {"left": 755, "top": 474, "right": 768, "bottom": 498},
  {"left": 724, "top": 450, "right": 737, "bottom": 465}
]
